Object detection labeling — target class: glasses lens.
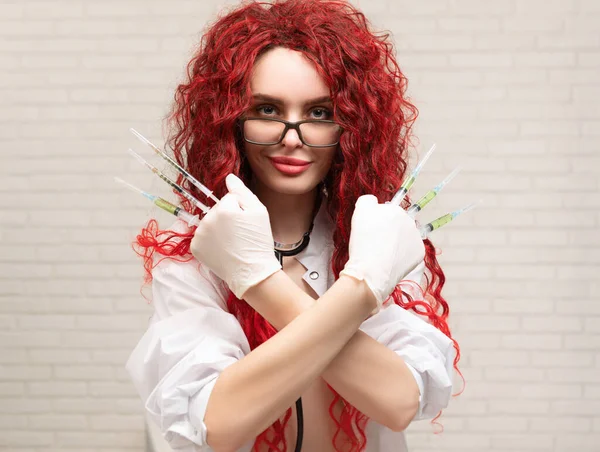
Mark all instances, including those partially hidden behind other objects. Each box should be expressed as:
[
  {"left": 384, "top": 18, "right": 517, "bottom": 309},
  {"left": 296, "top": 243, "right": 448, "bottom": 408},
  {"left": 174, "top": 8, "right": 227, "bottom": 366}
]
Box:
[
  {"left": 299, "top": 122, "right": 342, "bottom": 146},
  {"left": 243, "top": 119, "right": 286, "bottom": 145},
  {"left": 243, "top": 119, "right": 341, "bottom": 146}
]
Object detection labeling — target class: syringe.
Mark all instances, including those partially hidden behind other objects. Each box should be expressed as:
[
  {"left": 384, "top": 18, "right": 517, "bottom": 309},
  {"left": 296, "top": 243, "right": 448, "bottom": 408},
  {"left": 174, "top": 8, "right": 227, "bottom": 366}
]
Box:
[
  {"left": 129, "top": 128, "right": 220, "bottom": 204},
  {"left": 127, "top": 148, "right": 210, "bottom": 214},
  {"left": 407, "top": 167, "right": 461, "bottom": 218},
  {"left": 419, "top": 201, "right": 481, "bottom": 239},
  {"left": 114, "top": 177, "right": 201, "bottom": 228}
]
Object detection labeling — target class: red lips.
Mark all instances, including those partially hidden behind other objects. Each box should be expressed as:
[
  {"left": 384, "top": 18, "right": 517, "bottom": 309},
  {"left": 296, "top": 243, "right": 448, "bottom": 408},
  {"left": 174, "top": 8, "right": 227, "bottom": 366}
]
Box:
[{"left": 269, "top": 156, "right": 311, "bottom": 166}]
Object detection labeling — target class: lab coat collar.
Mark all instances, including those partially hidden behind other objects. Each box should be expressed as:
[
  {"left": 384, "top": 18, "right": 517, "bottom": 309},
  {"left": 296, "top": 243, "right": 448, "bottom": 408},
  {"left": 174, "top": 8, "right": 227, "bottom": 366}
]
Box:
[{"left": 293, "top": 195, "right": 336, "bottom": 297}]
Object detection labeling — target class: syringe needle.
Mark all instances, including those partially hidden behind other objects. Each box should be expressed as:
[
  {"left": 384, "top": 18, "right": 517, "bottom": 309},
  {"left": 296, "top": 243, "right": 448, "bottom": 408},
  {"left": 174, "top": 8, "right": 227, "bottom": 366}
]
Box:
[
  {"left": 114, "top": 177, "right": 156, "bottom": 202},
  {"left": 407, "top": 166, "right": 461, "bottom": 217},
  {"left": 390, "top": 143, "right": 437, "bottom": 206},
  {"left": 129, "top": 128, "right": 220, "bottom": 204}
]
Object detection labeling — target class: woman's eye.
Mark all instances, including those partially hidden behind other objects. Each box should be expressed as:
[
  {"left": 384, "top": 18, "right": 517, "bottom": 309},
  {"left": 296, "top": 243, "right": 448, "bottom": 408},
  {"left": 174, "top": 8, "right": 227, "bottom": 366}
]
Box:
[
  {"left": 311, "top": 108, "right": 332, "bottom": 119},
  {"left": 256, "top": 105, "right": 277, "bottom": 115},
  {"left": 254, "top": 105, "right": 332, "bottom": 119}
]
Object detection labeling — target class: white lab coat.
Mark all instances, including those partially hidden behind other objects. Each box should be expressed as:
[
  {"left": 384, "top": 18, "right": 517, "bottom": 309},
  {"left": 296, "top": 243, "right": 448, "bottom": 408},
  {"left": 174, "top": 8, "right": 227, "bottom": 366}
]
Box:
[{"left": 126, "top": 199, "right": 456, "bottom": 451}]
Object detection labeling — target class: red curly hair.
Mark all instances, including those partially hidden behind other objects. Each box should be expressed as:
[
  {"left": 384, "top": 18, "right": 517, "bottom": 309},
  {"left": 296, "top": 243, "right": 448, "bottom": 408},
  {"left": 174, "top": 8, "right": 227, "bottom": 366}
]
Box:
[{"left": 135, "top": 0, "right": 463, "bottom": 450}]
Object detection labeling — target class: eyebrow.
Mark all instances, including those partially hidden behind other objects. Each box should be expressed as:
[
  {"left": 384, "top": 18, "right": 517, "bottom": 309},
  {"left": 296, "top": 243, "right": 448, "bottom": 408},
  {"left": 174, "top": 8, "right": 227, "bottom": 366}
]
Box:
[{"left": 251, "top": 93, "right": 333, "bottom": 105}]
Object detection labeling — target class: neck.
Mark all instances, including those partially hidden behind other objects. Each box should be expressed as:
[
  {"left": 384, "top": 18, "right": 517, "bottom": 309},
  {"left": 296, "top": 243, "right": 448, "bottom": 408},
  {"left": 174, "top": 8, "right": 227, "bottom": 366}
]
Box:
[{"left": 250, "top": 178, "right": 319, "bottom": 245}]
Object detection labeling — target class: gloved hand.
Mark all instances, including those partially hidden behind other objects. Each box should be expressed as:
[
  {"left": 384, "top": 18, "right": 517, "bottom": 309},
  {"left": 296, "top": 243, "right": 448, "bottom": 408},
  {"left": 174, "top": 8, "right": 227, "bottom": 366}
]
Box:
[
  {"left": 339, "top": 195, "right": 425, "bottom": 315},
  {"left": 190, "top": 174, "right": 282, "bottom": 299}
]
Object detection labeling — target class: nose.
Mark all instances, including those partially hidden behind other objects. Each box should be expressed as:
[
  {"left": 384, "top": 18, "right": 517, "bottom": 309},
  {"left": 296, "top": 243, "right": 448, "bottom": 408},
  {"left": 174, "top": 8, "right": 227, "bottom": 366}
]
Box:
[{"left": 281, "top": 127, "right": 303, "bottom": 148}]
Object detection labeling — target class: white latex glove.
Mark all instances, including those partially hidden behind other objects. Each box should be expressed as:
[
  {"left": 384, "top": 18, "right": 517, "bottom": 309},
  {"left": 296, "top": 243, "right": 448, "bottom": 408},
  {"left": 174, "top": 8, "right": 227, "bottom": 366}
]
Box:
[
  {"left": 339, "top": 195, "right": 425, "bottom": 315},
  {"left": 190, "top": 174, "right": 282, "bottom": 299}
]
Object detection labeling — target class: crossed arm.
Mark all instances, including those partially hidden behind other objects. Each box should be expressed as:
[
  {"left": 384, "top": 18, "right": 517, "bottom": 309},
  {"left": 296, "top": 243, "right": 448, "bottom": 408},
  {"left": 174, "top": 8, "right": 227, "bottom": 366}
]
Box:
[{"left": 204, "top": 270, "right": 420, "bottom": 451}]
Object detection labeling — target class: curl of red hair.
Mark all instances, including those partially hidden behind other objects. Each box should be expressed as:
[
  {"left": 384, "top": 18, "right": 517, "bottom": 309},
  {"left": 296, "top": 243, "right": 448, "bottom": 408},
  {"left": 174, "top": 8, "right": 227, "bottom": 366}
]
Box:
[{"left": 133, "top": 1, "right": 463, "bottom": 450}]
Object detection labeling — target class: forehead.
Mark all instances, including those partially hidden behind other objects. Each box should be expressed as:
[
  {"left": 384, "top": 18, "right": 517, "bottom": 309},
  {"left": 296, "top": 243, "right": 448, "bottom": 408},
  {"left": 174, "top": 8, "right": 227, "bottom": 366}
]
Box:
[{"left": 250, "top": 47, "right": 330, "bottom": 102}]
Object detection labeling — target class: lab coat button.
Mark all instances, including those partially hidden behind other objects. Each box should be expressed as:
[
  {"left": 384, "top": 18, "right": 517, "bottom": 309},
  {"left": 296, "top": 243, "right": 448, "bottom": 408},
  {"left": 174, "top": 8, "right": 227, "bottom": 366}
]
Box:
[{"left": 309, "top": 271, "right": 319, "bottom": 280}]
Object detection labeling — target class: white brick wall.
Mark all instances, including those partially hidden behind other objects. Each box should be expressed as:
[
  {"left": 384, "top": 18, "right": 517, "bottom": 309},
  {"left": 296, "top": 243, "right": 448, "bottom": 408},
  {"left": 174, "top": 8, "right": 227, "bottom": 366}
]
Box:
[{"left": 0, "top": 0, "right": 598, "bottom": 450}]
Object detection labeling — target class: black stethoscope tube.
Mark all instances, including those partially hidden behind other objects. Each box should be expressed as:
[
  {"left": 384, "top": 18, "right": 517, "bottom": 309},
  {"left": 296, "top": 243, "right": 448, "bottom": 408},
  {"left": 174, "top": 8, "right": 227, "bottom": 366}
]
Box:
[{"left": 274, "top": 250, "right": 306, "bottom": 451}]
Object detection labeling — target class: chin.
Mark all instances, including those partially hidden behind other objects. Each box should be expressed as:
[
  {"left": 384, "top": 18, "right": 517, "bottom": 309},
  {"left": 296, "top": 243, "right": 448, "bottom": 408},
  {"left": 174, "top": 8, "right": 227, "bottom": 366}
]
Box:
[
  {"left": 265, "top": 175, "right": 321, "bottom": 196},
  {"left": 252, "top": 166, "right": 321, "bottom": 196}
]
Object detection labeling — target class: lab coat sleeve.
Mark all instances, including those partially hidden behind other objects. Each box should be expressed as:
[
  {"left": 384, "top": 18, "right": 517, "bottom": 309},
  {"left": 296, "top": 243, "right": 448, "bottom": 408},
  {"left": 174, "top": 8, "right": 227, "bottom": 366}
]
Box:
[
  {"left": 125, "top": 254, "right": 250, "bottom": 451},
  {"left": 359, "top": 261, "right": 456, "bottom": 421}
]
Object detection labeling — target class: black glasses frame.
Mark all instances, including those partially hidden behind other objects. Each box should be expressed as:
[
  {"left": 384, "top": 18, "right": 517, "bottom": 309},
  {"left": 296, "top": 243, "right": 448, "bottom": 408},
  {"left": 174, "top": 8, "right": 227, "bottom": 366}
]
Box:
[{"left": 239, "top": 117, "right": 342, "bottom": 148}]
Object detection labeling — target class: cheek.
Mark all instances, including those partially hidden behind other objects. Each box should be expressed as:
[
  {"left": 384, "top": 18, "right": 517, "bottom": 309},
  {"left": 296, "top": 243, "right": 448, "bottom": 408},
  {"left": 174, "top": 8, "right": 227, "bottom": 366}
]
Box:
[
  {"left": 314, "top": 148, "right": 337, "bottom": 173},
  {"left": 243, "top": 144, "right": 263, "bottom": 166}
]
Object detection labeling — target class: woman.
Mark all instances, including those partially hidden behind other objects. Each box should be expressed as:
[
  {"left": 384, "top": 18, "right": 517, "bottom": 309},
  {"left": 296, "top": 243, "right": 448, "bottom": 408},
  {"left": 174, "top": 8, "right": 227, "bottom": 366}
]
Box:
[{"left": 127, "top": 1, "right": 461, "bottom": 451}]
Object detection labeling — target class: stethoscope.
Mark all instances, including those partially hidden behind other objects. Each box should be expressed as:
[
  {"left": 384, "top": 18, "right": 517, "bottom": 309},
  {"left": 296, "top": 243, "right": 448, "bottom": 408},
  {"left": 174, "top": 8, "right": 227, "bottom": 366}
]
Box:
[
  {"left": 274, "top": 237, "right": 310, "bottom": 452},
  {"left": 271, "top": 192, "right": 322, "bottom": 451}
]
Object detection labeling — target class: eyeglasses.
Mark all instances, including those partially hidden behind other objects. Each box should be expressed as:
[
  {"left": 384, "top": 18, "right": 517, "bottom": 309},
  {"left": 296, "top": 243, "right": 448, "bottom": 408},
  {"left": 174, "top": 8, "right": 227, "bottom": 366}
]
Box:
[{"left": 239, "top": 117, "right": 342, "bottom": 148}]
